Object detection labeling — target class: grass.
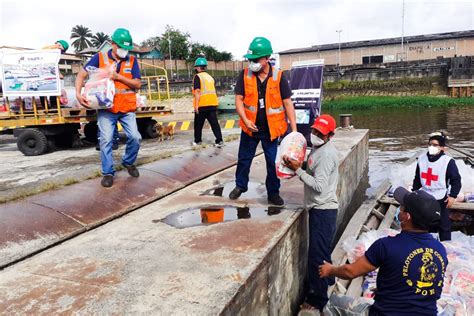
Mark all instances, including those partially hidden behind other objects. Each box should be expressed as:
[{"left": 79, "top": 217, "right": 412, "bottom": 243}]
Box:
[{"left": 323, "top": 96, "right": 474, "bottom": 109}]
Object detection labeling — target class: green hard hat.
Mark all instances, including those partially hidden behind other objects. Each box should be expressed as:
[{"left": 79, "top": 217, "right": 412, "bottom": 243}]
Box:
[
  {"left": 111, "top": 28, "right": 133, "bottom": 50},
  {"left": 244, "top": 37, "right": 273, "bottom": 60},
  {"left": 194, "top": 57, "right": 208, "bottom": 67},
  {"left": 56, "top": 40, "right": 69, "bottom": 51}
]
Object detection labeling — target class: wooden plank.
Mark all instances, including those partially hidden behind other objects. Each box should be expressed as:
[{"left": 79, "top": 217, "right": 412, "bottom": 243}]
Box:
[
  {"left": 379, "top": 196, "right": 474, "bottom": 213},
  {"left": 379, "top": 205, "right": 397, "bottom": 230},
  {"left": 452, "top": 202, "right": 474, "bottom": 212},
  {"left": 331, "top": 180, "right": 391, "bottom": 266}
]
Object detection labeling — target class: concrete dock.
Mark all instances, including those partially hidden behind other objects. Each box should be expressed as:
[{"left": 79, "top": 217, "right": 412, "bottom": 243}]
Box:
[{"left": 0, "top": 129, "right": 368, "bottom": 314}]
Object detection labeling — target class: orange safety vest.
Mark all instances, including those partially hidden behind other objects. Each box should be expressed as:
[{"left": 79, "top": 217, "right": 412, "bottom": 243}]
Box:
[
  {"left": 241, "top": 67, "right": 287, "bottom": 140},
  {"left": 192, "top": 72, "right": 219, "bottom": 108},
  {"left": 98, "top": 51, "right": 137, "bottom": 113}
]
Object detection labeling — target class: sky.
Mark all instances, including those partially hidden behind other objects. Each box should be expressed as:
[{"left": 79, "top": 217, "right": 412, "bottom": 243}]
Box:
[{"left": 1, "top": 0, "right": 473, "bottom": 59}]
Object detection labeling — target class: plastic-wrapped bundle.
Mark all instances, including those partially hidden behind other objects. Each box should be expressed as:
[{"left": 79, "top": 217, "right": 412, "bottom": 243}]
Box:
[
  {"left": 81, "top": 66, "right": 115, "bottom": 109},
  {"left": 275, "top": 132, "right": 307, "bottom": 179},
  {"left": 342, "top": 228, "right": 399, "bottom": 263},
  {"left": 438, "top": 232, "right": 474, "bottom": 315}
]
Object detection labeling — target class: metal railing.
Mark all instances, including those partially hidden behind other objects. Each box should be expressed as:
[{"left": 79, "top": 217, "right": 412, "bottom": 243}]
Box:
[{"left": 138, "top": 61, "right": 171, "bottom": 102}]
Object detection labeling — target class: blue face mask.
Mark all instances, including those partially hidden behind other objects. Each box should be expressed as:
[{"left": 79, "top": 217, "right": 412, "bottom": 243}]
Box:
[{"left": 394, "top": 206, "right": 401, "bottom": 225}]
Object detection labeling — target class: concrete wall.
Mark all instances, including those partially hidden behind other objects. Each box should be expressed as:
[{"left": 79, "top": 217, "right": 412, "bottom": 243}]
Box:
[
  {"left": 280, "top": 38, "right": 474, "bottom": 70},
  {"left": 221, "top": 211, "right": 308, "bottom": 315},
  {"left": 222, "top": 129, "right": 369, "bottom": 314}
]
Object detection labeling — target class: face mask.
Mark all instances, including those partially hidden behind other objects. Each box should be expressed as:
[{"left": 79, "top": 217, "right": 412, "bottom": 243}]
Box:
[
  {"left": 394, "top": 207, "right": 401, "bottom": 225},
  {"left": 428, "top": 145, "right": 440, "bottom": 156},
  {"left": 311, "top": 134, "right": 325, "bottom": 147},
  {"left": 249, "top": 61, "right": 262, "bottom": 73},
  {"left": 116, "top": 48, "right": 128, "bottom": 58}
]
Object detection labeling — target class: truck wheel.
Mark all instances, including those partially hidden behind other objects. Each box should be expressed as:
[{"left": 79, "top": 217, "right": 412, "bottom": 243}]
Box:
[
  {"left": 84, "top": 122, "right": 98, "bottom": 143},
  {"left": 145, "top": 119, "right": 158, "bottom": 138},
  {"left": 17, "top": 128, "right": 48, "bottom": 156}
]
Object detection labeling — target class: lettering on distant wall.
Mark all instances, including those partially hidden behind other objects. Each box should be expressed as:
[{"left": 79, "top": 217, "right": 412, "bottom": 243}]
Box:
[
  {"left": 433, "top": 46, "right": 455, "bottom": 52},
  {"left": 409, "top": 44, "right": 430, "bottom": 53}
]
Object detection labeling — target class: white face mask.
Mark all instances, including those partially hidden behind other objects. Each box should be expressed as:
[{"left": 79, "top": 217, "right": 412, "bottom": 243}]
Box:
[
  {"left": 311, "top": 134, "right": 325, "bottom": 147},
  {"left": 428, "top": 145, "right": 440, "bottom": 156},
  {"left": 116, "top": 48, "right": 128, "bottom": 58},
  {"left": 249, "top": 61, "right": 262, "bottom": 72}
]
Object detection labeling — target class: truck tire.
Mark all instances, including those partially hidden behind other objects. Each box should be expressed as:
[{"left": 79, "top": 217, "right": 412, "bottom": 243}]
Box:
[
  {"left": 17, "top": 128, "right": 48, "bottom": 156},
  {"left": 84, "top": 122, "right": 98, "bottom": 143},
  {"left": 145, "top": 119, "right": 158, "bottom": 138}
]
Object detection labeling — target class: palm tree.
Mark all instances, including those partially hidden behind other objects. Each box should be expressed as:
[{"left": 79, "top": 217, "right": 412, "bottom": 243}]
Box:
[
  {"left": 92, "top": 32, "right": 110, "bottom": 48},
  {"left": 70, "top": 25, "right": 93, "bottom": 52}
]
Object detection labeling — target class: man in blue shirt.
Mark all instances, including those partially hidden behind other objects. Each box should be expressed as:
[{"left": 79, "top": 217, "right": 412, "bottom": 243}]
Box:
[
  {"left": 76, "top": 28, "right": 142, "bottom": 188},
  {"left": 319, "top": 187, "right": 448, "bottom": 315}
]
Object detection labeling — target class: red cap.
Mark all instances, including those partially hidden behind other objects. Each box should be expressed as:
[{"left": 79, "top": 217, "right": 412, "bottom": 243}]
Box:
[{"left": 311, "top": 114, "right": 336, "bottom": 135}]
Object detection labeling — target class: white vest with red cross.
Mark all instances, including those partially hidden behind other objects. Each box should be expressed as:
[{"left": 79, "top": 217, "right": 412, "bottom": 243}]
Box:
[{"left": 417, "top": 153, "right": 452, "bottom": 200}]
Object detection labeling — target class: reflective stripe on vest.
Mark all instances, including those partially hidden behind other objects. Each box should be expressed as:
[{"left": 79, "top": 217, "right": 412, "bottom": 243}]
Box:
[
  {"left": 194, "top": 72, "right": 218, "bottom": 107},
  {"left": 244, "top": 104, "right": 257, "bottom": 112},
  {"left": 98, "top": 51, "right": 137, "bottom": 113},
  {"left": 418, "top": 153, "right": 451, "bottom": 200},
  {"left": 241, "top": 67, "right": 287, "bottom": 140}
]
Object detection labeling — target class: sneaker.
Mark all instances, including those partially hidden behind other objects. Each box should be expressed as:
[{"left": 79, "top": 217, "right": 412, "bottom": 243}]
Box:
[
  {"left": 268, "top": 194, "right": 284, "bottom": 206},
  {"left": 215, "top": 141, "right": 224, "bottom": 148},
  {"left": 229, "top": 187, "right": 244, "bottom": 200},
  {"left": 101, "top": 175, "right": 114, "bottom": 187},
  {"left": 192, "top": 141, "right": 202, "bottom": 146},
  {"left": 123, "top": 164, "right": 140, "bottom": 177}
]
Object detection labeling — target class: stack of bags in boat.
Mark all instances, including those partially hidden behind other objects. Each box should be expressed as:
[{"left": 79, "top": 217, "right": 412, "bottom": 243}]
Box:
[{"left": 438, "top": 232, "right": 474, "bottom": 315}]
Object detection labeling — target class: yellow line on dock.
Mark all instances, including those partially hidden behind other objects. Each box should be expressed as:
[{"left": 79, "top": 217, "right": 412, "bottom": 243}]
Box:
[
  {"left": 224, "top": 120, "right": 235, "bottom": 129},
  {"left": 180, "top": 121, "right": 190, "bottom": 131}
]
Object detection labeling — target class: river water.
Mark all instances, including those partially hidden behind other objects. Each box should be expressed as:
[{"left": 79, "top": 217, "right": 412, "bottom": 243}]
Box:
[
  {"left": 326, "top": 105, "right": 474, "bottom": 197},
  {"left": 220, "top": 105, "right": 474, "bottom": 197}
]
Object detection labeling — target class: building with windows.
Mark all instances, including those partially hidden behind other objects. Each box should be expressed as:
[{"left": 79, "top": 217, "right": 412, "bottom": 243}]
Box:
[{"left": 279, "top": 30, "right": 474, "bottom": 70}]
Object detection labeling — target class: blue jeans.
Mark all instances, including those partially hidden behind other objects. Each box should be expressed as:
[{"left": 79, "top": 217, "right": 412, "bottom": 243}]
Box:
[
  {"left": 235, "top": 131, "right": 280, "bottom": 196},
  {"left": 97, "top": 124, "right": 120, "bottom": 146},
  {"left": 307, "top": 208, "right": 338, "bottom": 311},
  {"left": 97, "top": 110, "right": 141, "bottom": 176}
]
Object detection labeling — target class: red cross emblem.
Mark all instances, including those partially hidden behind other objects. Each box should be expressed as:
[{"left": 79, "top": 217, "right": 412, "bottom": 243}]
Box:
[{"left": 421, "top": 168, "right": 439, "bottom": 186}]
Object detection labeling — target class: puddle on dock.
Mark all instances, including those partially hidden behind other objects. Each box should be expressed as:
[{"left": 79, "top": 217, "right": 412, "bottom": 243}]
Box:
[
  {"left": 201, "top": 182, "right": 266, "bottom": 199},
  {"left": 158, "top": 205, "right": 287, "bottom": 229}
]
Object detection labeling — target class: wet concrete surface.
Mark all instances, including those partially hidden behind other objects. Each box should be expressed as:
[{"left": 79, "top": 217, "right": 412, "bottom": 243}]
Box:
[
  {"left": 0, "top": 129, "right": 368, "bottom": 314},
  {"left": 0, "top": 140, "right": 247, "bottom": 269},
  {"left": 161, "top": 203, "right": 285, "bottom": 228},
  {"left": 0, "top": 128, "right": 239, "bottom": 203}
]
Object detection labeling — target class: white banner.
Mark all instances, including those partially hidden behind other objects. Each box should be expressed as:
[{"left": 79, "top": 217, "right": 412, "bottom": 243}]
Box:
[{"left": 1, "top": 49, "right": 61, "bottom": 97}]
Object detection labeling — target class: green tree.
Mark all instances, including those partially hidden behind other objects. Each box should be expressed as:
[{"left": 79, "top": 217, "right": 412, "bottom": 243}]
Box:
[
  {"left": 218, "top": 51, "right": 233, "bottom": 62},
  {"left": 141, "top": 36, "right": 161, "bottom": 48},
  {"left": 160, "top": 25, "right": 190, "bottom": 60},
  {"left": 70, "top": 25, "right": 93, "bottom": 52},
  {"left": 188, "top": 42, "right": 233, "bottom": 62},
  {"left": 91, "top": 32, "right": 110, "bottom": 48}
]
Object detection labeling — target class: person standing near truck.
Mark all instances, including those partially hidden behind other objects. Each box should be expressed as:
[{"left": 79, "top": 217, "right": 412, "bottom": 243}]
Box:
[{"left": 76, "top": 28, "right": 142, "bottom": 188}]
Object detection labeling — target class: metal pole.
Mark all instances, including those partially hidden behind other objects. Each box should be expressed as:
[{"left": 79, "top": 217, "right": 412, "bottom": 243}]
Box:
[
  {"left": 168, "top": 35, "right": 172, "bottom": 80},
  {"left": 401, "top": 0, "right": 405, "bottom": 61},
  {"left": 336, "top": 30, "right": 342, "bottom": 77}
]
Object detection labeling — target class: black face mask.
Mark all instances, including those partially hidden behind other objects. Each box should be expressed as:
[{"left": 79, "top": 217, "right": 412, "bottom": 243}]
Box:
[{"left": 194, "top": 69, "right": 199, "bottom": 74}]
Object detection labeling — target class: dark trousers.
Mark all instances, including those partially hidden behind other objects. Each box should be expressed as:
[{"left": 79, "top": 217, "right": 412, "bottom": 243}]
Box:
[
  {"left": 438, "top": 199, "right": 451, "bottom": 241},
  {"left": 307, "top": 208, "right": 338, "bottom": 311},
  {"left": 194, "top": 109, "right": 223, "bottom": 144},
  {"left": 235, "top": 131, "right": 280, "bottom": 196}
]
